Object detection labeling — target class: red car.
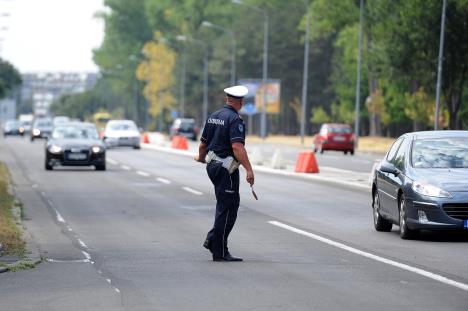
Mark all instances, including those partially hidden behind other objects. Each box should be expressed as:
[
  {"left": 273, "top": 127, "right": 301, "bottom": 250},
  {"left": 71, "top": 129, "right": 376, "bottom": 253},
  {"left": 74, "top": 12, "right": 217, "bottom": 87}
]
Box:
[{"left": 313, "top": 123, "right": 355, "bottom": 155}]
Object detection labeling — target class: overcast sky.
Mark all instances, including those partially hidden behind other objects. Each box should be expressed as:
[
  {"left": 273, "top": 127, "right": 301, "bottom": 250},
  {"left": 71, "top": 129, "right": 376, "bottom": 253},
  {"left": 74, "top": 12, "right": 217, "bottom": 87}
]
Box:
[{"left": 0, "top": 0, "right": 104, "bottom": 73}]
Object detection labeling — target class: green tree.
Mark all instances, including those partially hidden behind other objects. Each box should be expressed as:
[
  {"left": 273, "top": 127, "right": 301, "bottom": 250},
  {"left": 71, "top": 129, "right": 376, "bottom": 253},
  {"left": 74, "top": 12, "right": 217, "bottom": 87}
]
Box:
[{"left": 0, "top": 58, "right": 22, "bottom": 98}]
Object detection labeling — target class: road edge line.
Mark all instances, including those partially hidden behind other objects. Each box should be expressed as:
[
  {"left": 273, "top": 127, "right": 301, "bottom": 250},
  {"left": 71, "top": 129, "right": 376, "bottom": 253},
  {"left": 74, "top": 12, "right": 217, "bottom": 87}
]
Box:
[{"left": 268, "top": 220, "right": 468, "bottom": 292}]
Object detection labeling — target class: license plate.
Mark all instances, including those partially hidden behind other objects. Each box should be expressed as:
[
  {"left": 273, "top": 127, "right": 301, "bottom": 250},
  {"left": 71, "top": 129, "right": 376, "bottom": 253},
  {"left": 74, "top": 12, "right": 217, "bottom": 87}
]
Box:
[
  {"left": 464, "top": 220, "right": 468, "bottom": 229},
  {"left": 68, "top": 153, "right": 86, "bottom": 160},
  {"left": 333, "top": 136, "right": 345, "bottom": 141}
]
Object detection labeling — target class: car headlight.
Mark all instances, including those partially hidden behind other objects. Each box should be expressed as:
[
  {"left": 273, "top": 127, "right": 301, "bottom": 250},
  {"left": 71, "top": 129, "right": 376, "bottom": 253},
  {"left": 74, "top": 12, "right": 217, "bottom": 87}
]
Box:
[
  {"left": 412, "top": 181, "right": 451, "bottom": 198},
  {"left": 33, "top": 129, "right": 41, "bottom": 136},
  {"left": 92, "top": 146, "right": 103, "bottom": 153},
  {"left": 49, "top": 145, "right": 62, "bottom": 154}
]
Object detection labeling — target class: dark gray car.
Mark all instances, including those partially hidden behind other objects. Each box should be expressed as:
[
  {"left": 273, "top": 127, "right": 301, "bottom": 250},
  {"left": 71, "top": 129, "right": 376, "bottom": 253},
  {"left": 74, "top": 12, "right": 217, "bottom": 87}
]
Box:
[
  {"left": 45, "top": 122, "right": 106, "bottom": 171},
  {"left": 371, "top": 131, "right": 468, "bottom": 239},
  {"left": 31, "top": 118, "right": 53, "bottom": 141}
]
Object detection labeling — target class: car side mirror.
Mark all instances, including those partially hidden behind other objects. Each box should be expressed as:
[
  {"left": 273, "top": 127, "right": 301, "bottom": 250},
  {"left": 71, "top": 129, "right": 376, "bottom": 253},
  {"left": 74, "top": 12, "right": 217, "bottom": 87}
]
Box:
[{"left": 380, "top": 162, "right": 399, "bottom": 176}]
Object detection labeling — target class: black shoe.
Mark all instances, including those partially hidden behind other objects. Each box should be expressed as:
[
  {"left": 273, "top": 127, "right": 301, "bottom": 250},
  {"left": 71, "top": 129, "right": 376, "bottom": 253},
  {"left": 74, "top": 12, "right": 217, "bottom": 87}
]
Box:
[
  {"left": 212, "top": 254, "right": 243, "bottom": 262},
  {"left": 203, "top": 239, "right": 212, "bottom": 252}
]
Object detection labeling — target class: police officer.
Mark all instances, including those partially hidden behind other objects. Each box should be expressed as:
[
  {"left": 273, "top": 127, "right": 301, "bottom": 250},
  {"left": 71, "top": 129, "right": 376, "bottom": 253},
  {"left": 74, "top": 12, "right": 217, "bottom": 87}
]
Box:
[{"left": 195, "top": 85, "right": 255, "bottom": 262}]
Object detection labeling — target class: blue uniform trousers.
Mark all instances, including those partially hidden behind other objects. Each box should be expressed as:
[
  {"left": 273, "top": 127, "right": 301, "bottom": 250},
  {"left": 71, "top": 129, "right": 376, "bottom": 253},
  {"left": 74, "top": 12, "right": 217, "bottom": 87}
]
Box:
[{"left": 205, "top": 161, "right": 240, "bottom": 258}]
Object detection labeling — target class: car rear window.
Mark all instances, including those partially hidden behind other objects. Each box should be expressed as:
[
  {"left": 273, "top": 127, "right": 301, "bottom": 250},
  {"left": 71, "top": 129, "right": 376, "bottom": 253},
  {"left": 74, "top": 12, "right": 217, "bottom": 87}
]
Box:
[
  {"left": 328, "top": 127, "right": 351, "bottom": 134},
  {"left": 412, "top": 137, "right": 468, "bottom": 168},
  {"left": 108, "top": 123, "right": 137, "bottom": 131}
]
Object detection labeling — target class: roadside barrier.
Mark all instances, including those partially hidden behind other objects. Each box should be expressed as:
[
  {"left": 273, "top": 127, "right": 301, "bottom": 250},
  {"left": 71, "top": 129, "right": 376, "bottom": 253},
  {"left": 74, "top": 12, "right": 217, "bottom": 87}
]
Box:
[
  {"left": 295, "top": 151, "right": 319, "bottom": 173},
  {"left": 149, "top": 132, "right": 166, "bottom": 146},
  {"left": 270, "top": 149, "right": 286, "bottom": 169},
  {"left": 171, "top": 135, "right": 189, "bottom": 150},
  {"left": 249, "top": 147, "right": 265, "bottom": 165},
  {"left": 141, "top": 132, "right": 150, "bottom": 144}
]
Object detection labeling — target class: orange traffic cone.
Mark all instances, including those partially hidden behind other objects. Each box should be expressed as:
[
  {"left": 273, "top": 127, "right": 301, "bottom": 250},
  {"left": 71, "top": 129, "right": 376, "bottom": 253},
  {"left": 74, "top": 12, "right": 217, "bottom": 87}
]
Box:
[
  {"left": 295, "top": 151, "right": 319, "bottom": 173},
  {"left": 142, "top": 132, "right": 150, "bottom": 144},
  {"left": 171, "top": 136, "right": 189, "bottom": 150}
]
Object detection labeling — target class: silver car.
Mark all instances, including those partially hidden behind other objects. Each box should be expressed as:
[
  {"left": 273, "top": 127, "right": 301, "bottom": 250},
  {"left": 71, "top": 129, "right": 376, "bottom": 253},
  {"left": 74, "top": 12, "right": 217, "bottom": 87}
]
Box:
[{"left": 103, "top": 120, "right": 141, "bottom": 149}]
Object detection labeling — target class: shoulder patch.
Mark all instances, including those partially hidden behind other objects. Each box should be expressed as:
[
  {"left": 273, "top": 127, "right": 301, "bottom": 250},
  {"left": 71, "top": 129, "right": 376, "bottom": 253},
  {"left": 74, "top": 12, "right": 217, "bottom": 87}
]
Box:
[{"left": 238, "top": 123, "right": 244, "bottom": 133}]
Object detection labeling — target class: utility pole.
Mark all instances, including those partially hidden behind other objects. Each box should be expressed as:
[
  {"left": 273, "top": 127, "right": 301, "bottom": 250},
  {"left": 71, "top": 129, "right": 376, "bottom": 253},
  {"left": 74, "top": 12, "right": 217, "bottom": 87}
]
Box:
[
  {"left": 300, "top": 3, "right": 310, "bottom": 145},
  {"left": 434, "top": 0, "right": 447, "bottom": 130},
  {"left": 354, "top": 0, "right": 364, "bottom": 146}
]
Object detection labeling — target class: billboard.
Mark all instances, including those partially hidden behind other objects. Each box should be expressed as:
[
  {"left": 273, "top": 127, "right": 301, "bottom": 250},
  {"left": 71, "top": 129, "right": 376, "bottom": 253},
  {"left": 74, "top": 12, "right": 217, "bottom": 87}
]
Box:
[{"left": 239, "top": 79, "right": 281, "bottom": 115}]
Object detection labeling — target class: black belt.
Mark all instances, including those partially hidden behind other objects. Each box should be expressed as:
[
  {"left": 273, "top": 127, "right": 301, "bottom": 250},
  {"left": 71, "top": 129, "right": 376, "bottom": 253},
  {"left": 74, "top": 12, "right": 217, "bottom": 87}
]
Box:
[{"left": 209, "top": 159, "right": 223, "bottom": 164}]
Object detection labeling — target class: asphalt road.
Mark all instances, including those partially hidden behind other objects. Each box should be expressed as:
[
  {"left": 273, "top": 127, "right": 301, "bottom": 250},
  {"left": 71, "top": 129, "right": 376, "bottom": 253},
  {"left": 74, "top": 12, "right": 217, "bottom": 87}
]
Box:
[{"left": 1, "top": 136, "right": 467, "bottom": 311}]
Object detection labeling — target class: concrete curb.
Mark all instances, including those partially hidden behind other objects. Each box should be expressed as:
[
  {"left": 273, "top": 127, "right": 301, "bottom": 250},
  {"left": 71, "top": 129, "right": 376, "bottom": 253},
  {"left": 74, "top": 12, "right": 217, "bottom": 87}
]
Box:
[{"left": 142, "top": 143, "right": 370, "bottom": 191}]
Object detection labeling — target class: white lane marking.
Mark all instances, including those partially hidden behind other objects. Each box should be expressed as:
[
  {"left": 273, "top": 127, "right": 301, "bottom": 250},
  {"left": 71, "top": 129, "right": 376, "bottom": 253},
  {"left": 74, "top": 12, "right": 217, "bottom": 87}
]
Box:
[
  {"left": 67, "top": 226, "right": 73, "bottom": 232},
  {"left": 32, "top": 184, "right": 38, "bottom": 188},
  {"left": 55, "top": 209, "right": 65, "bottom": 223},
  {"left": 137, "top": 171, "right": 150, "bottom": 177},
  {"left": 114, "top": 287, "right": 121, "bottom": 293},
  {"left": 46, "top": 258, "right": 89, "bottom": 263},
  {"left": 156, "top": 177, "right": 171, "bottom": 184},
  {"left": 107, "top": 158, "right": 118, "bottom": 165},
  {"left": 182, "top": 187, "right": 203, "bottom": 196},
  {"left": 268, "top": 221, "right": 468, "bottom": 292},
  {"left": 78, "top": 239, "right": 88, "bottom": 249},
  {"left": 121, "top": 165, "right": 131, "bottom": 170},
  {"left": 106, "top": 279, "right": 112, "bottom": 284},
  {"left": 82, "top": 251, "right": 91, "bottom": 261}
]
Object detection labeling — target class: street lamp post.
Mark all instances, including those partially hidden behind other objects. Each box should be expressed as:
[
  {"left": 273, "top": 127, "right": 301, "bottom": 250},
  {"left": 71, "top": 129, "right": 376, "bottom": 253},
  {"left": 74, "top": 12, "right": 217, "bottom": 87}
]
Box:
[
  {"left": 201, "top": 21, "right": 236, "bottom": 86},
  {"left": 232, "top": 0, "right": 269, "bottom": 139},
  {"left": 354, "top": 0, "right": 364, "bottom": 147},
  {"left": 176, "top": 35, "right": 209, "bottom": 123},
  {"left": 434, "top": 0, "right": 447, "bottom": 130},
  {"left": 300, "top": 1, "right": 310, "bottom": 145}
]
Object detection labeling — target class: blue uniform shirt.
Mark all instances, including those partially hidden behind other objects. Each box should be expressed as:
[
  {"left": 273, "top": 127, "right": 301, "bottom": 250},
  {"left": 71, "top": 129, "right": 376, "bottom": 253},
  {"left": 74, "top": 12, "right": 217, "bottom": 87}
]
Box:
[{"left": 201, "top": 104, "right": 245, "bottom": 158}]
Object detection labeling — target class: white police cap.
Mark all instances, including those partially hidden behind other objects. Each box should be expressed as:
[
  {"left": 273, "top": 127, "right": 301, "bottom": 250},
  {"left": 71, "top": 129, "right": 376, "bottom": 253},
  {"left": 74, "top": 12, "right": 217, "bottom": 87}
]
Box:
[{"left": 224, "top": 85, "right": 248, "bottom": 98}]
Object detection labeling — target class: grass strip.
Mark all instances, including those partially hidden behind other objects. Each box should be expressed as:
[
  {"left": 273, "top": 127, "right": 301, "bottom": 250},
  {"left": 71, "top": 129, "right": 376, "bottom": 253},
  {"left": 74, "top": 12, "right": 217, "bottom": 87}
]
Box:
[{"left": 0, "top": 162, "right": 25, "bottom": 257}]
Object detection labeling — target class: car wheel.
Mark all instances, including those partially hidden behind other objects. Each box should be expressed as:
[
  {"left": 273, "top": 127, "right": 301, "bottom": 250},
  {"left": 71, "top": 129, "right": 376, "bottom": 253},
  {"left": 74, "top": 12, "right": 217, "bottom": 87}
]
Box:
[
  {"left": 45, "top": 160, "right": 53, "bottom": 171},
  {"left": 95, "top": 164, "right": 106, "bottom": 171},
  {"left": 344, "top": 151, "right": 348, "bottom": 155},
  {"left": 373, "top": 190, "right": 392, "bottom": 232},
  {"left": 350, "top": 150, "right": 355, "bottom": 155},
  {"left": 133, "top": 145, "right": 141, "bottom": 150},
  {"left": 399, "top": 195, "right": 418, "bottom": 239}
]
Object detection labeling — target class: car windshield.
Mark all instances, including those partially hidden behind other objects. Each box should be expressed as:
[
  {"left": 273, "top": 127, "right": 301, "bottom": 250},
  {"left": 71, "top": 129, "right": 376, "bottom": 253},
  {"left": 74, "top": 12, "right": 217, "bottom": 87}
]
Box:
[
  {"left": 6, "top": 121, "right": 21, "bottom": 127},
  {"left": 179, "top": 121, "right": 194, "bottom": 130},
  {"left": 36, "top": 120, "right": 52, "bottom": 127},
  {"left": 412, "top": 137, "right": 468, "bottom": 168},
  {"left": 328, "top": 127, "right": 351, "bottom": 134},
  {"left": 108, "top": 123, "right": 137, "bottom": 131},
  {"left": 52, "top": 125, "right": 99, "bottom": 140}
]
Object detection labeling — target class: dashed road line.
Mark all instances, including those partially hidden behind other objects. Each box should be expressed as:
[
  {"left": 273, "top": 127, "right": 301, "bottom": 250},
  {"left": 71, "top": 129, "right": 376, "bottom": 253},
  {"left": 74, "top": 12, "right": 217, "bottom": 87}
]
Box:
[
  {"left": 107, "top": 158, "right": 118, "bottom": 165},
  {"left": 121, "top": 165, "right": 131, "bottom": 170},
  {"left": 137, "top": 171, "right": 150, "bottom": 177},
  {"left": 78, "top": 239, "right": 88, "bottom": 249},
  {"left": 54, "top": 209, "right": 66, "bottom": 223},
  {"left": 182, "top": 187, "right": 203, "bottom": 196},
  {"left": 156, "top": 177, "right": 171, "bottom": 184},
  {"left": 268, "top": 220, "right": 468, "bottom": 293},
  {"left": 46, "top": 258, "right": 89, "bottom": 263}
]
